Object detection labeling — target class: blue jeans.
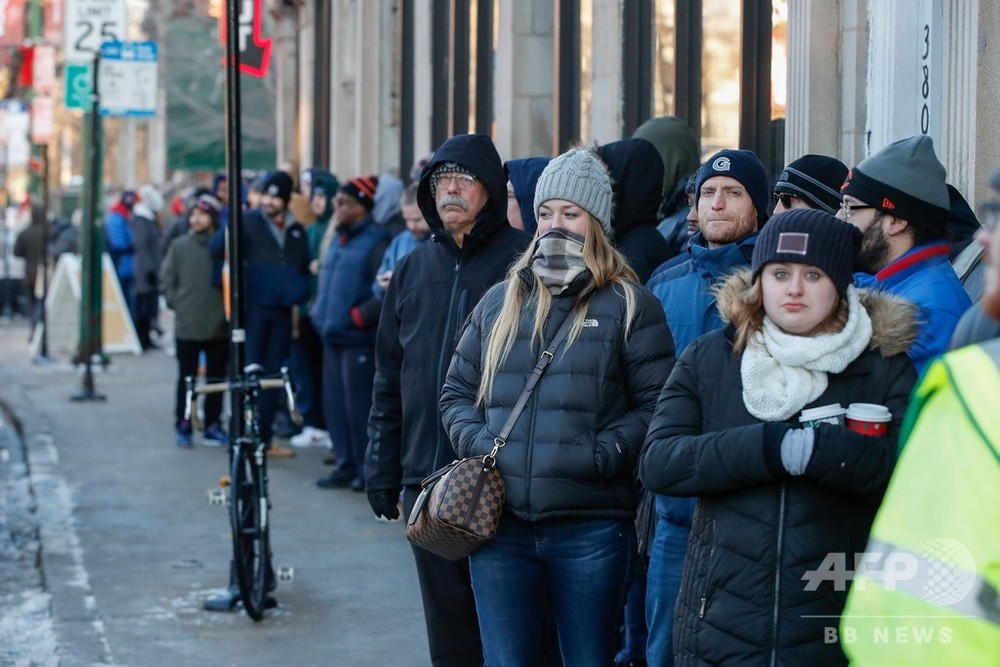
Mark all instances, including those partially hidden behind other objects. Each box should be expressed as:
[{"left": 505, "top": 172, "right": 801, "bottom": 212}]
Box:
[
  {"left": 469, "top": 514, "right": 635, "bottom": 666},
  {"left": 646, "top": 518, "right": 690, "bottom": 666}
]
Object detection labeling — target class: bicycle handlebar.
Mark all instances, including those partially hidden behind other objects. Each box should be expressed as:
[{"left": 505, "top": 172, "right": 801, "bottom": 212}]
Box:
[{"left": 183, "top": 366, "right": 302, "bottom": 433}]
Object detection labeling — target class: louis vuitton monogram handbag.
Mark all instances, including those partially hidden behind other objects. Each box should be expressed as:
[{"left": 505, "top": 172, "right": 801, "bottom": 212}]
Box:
[{"left": 405, "top": 308, "right": 578, "bottom": 560}]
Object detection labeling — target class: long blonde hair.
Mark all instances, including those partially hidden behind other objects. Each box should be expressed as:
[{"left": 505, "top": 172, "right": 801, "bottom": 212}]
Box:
[{"left": 476, "top": 215, "right": 639, "bottom": 406}]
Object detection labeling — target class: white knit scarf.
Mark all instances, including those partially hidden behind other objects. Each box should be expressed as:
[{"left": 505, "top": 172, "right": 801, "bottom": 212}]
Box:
[{"left": 741, "top": 286, "right": 873, "bottom": 422}]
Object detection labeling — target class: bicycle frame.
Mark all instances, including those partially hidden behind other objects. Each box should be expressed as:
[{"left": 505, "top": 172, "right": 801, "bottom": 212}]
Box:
[{"left": 185, "top": 366, "right": 298, "bottom": 621}]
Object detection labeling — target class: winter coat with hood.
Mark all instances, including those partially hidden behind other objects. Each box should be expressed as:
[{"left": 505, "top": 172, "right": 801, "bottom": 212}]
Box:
[
  {"left": 365, "top": 134, "right": 531, "bottom": 492},
  {"left": 631, "top": 116, "right": 701, "bottom": 217},
  {"left": 304, "top": 170, "right": 338, "bottom": 314},
  {"left": 639, "top": 270, "right": 920, "bottom": 666},
  {"left": 131, "top": 186, "right": 165, "bottom": 295},
  {"left": 159, "top": 227, "right": 227, "bottom": 341},
  {"left": 505, "top": 157, "right": 551, "bottom": 235},
  {"left": 598, "top": 138, "right": 673, "bottom": 283},
  {"left": 440, "top": 272, "right": 675, "bottom": 522},
  {"left": 104, "top": 201, "right": 135, "bottom": 280}
]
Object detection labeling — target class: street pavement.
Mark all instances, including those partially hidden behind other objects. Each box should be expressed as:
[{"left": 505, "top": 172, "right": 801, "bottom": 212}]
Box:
[{"left": 0, "top": 317, "right": 429, "bottom": 666}]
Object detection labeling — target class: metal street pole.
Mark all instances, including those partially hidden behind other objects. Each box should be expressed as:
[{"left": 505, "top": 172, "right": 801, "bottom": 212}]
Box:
[
  {"left": 71, "top": 52, "right": 105, "bottom": 402},
  {"left": 204, "top": 0, "right": 252, "bottom": 614}
]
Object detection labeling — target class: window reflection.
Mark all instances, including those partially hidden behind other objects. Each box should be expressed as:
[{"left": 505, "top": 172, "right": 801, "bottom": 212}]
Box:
[
  {"left": 701, "top": 0, "right": 741, "bottom": 157},
  {"left": 772, "top": 1, "right": 787, "bottom": 121},
  {"left": 654, "top": 1, "right": 676, "bottom": 117},
  {"left": 580, "top": 2, "right": 593, "bottom": 143}
]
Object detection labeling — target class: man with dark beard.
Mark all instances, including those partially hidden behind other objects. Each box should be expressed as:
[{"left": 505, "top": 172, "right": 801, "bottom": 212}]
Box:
[
  {"left": 841, "top": 163, "right": 1000, "bottom": 666},
  {"left": 838, "top": 135, "right": 970, "bottom": 372},
  {"left": 644, "top": 148, "right": 768, "bottom": 665}
]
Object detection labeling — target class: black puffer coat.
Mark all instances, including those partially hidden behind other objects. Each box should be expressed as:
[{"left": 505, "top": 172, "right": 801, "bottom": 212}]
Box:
[
  {"left": 441, "top": 277, "right": 675, "bottom": 521},
  {"left": 365, "top": 134, "right": 531, "bottom": 491},
  {"left": 639, "top": 271, "right": 919, "bottom": 666}
]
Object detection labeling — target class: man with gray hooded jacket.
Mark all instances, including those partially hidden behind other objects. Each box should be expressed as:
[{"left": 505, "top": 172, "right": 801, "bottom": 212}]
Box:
[{"left": 365, "top": 134, "right": 529, "bottom": 666}]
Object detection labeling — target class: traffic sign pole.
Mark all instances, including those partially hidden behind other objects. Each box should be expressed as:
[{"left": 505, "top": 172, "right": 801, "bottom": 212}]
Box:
[{"left": 72, "top": 51, "right": 106, "bottom": 402}]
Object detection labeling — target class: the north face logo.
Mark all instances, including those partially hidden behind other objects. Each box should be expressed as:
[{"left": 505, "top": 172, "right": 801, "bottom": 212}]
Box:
[
  {"left": 712, "top": 156, "right": 731, "bottom": 172},
  {"left": 583, "top": 318, "right": 599, "bottom": 328}
]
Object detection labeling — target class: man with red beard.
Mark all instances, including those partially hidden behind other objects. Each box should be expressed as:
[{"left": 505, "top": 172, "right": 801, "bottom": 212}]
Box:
[
  {"left": 644, "top": 148, "right": 769, "bottom": 665},
  {"left": 837, "top": 136, "right": 971, "bottom": 372},
  {"left": 841, "top": 164, "right": 1000, "bottom": 666}
]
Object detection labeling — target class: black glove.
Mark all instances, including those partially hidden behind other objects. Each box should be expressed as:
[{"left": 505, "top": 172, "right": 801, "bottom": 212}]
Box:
[{"left": 367, "top": 488, "right": 401, "bottom": 521}]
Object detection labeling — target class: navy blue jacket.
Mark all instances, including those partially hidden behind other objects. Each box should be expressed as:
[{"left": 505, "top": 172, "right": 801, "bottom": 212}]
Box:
[
  {"left": 311, "top": 216, "right": 390, "bottom": 346},
  {"left": 239, "top": 209, "right": 311, "bottom": 310}
]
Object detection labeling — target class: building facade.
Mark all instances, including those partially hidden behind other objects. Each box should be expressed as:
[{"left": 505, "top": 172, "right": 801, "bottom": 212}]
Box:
[{"left": 277, "top": 0, "right": 999, "bottom": 207}]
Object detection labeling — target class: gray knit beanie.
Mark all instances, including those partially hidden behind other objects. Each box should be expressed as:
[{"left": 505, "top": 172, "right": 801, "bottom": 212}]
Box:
[
  {"left": 533, "top": 148, "right": 614, "bottom": 236},
  {"left": 841, "top": 135, "right": 951, "bottom": 226}
]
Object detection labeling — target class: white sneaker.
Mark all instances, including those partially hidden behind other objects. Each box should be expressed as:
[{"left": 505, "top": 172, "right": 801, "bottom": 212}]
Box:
[{"left": 290, "top": 426, "right": 332, "bottom": 448}]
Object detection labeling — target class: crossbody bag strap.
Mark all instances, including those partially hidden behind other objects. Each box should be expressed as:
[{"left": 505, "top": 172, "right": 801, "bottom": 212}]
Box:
[{"left": 484, "top": 305, "right": 579, "bottom": 467}]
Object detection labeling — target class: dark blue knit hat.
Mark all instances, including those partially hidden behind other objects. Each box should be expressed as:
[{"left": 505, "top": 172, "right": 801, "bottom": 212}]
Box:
[
  {"left": 696, "top": 149, "right": 769, "bottom": 226},
  {"left": 752, "top": 208, "right": 862, "bottom": 295}
]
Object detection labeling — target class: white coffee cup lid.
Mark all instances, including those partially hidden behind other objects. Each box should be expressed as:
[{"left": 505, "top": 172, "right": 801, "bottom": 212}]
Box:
[
  {"left": 846, "top": 403, "right": 892, "bottom": 422},
  {"left": 799, "top": 404, "right": 846, "bottom": 422}
]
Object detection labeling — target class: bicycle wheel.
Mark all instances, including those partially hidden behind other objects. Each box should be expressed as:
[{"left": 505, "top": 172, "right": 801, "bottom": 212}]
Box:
[{"left": 229, "top": 440, "right": 272, "bottom": 620}]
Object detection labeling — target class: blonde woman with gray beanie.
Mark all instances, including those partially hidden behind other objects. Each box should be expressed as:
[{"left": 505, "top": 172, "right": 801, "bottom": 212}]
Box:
[{"left": 440, "top": 147, "right": 676, "bottom": 665}]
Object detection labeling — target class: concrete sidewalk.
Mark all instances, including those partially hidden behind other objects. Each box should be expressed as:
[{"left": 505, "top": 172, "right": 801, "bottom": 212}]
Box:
[{"left": 0, "top": 318, "right": 429, "bottom": 666}]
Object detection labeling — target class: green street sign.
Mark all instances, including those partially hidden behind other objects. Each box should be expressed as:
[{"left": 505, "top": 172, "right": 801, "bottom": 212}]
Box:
[{"left": 65, "top": 64, "right": 93, "bottom": 110}]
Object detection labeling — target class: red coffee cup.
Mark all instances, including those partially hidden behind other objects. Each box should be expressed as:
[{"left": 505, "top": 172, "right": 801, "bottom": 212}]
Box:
[{"left": 845, "top": 403, "right": 891, "bottom": 436}]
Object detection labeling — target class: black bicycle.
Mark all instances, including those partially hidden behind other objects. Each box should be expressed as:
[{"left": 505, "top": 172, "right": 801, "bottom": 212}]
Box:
[{"left": 185, "top": 363, "right": 299, "bottom": 620}]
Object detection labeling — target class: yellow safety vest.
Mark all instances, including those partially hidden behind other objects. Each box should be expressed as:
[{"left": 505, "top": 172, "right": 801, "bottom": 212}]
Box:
[{"left": 841, "top": 339, "right": 1000, "bottom": 664}]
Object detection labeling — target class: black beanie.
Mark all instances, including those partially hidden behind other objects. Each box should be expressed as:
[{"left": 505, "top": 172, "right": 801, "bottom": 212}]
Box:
[
  {"left": 774, "top": 154, "right": 848, "bottom": 214},
  {"left": 338, "top": 175, "right": 379, "bottom": 211},
  {"left": 263, "top": 171, "right": 294, "bottom": 204},
  {"left": 752, "top": 208, "right": 862, "bottom": 295}
]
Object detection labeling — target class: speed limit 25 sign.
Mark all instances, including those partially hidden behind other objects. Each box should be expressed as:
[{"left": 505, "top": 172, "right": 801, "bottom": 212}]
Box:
[{"left": 65, "top": 0, "right": 127, "bottom": 64}]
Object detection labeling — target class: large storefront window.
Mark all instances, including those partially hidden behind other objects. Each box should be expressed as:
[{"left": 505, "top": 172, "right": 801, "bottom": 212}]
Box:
[
  {"left": 701, "top": 0, "right": 741, "bottom": 157},
  {"left": 580, "top": 2, "right": 593, "bottom": 143},
  {"left": 772, "top": 1, "right": 787, "bottom": 122},
  {"left": 654, "top": 1, "right": 676, "bottom": 118}
]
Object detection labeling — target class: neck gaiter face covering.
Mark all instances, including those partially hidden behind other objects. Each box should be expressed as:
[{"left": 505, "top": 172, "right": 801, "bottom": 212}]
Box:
[{"left": 531, "top": 228, "right": 587, "bottom": 294}]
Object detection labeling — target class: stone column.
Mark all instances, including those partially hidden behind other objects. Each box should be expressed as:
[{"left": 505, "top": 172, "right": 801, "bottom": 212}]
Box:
[
  {"left": 273, "top": 2, "right": 299, "bottom": 171},
  {"left": 839, "top": 0, "right": 869, "bottom": 166},
  {"left": 784, "top": 0, "right": 842, "bottom": 164},
  {"left": 589, "top": 0, "right": 621, "bottom": 144},
  {"left": 494, "top": 0, "right": 554, "bottom": 160},
  {"left": 973, "top": 0, "right": 1000, "bottom": 204}
]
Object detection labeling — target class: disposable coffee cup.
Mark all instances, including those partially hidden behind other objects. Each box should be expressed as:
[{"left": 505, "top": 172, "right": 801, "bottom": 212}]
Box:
[
  {"left": 798, "top": 404, "right": 846, "bottom": 428},
  {"left": 845, "top": 403, "right": 892, "bottom": 436}
]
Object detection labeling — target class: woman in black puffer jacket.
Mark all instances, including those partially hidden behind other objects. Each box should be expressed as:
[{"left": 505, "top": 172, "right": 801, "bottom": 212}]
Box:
[
  {"left": 640, "top": 209, "right": 919, "bottom": 666},
  {"left": 440, "top": 148, "right": 675, "bottom": 666}
]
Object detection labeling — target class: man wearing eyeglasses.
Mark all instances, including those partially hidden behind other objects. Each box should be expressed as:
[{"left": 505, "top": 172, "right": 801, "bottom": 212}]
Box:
[
  {"left": 837, "top": 135, "right": 970, "bottom": 373},
  {"left": 365, "top": 134, "right": 531, "bottom": 666}
]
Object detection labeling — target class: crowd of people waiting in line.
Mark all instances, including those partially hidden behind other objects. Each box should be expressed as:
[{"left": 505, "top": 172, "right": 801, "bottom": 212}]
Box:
[{"left": 58, "top": 115, "right": 998, "bottom": 665}]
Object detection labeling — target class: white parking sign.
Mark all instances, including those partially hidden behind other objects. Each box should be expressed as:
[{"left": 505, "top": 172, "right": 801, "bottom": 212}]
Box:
[{"left": 64, "top": 0, "right": 127, "bottom": 63}]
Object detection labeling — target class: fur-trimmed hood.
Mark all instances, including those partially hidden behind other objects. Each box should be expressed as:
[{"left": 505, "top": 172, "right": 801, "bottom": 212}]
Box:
[{"left": 714, "top": 268, "right": 919, "bottom": 357}]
